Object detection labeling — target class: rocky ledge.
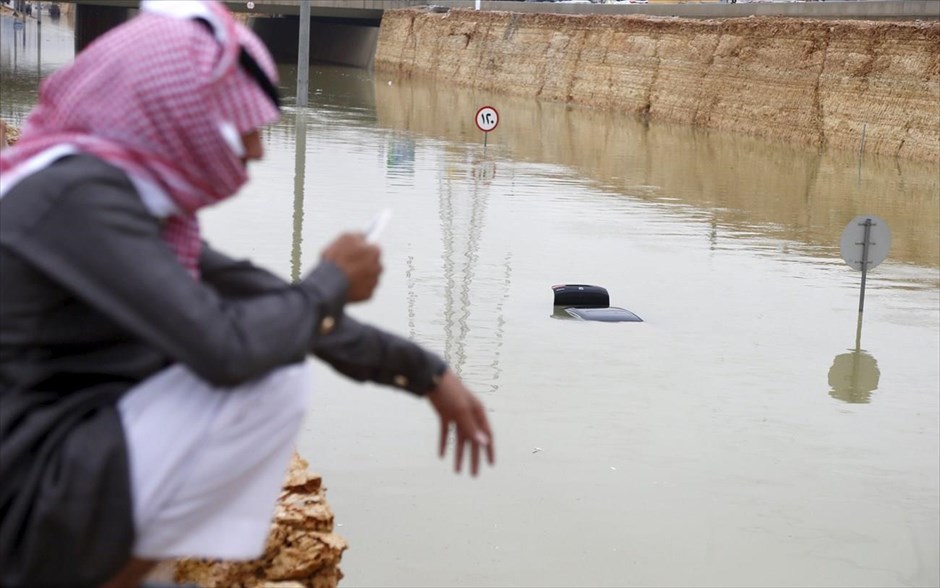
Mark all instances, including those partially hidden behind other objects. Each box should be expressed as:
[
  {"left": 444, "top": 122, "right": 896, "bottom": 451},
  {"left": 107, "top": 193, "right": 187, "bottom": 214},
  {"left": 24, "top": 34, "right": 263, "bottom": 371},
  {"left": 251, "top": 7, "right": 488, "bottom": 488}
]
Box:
[{"left": 174, "top": 452, "right": 348, "bottom": 588}]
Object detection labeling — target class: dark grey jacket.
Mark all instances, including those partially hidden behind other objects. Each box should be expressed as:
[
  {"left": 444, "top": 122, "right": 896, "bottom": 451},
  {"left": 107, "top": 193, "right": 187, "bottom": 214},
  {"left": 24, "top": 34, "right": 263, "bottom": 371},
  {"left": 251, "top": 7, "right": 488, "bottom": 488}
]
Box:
[{"left": 0, "top": 155, "right": 446, "bottom": 587}]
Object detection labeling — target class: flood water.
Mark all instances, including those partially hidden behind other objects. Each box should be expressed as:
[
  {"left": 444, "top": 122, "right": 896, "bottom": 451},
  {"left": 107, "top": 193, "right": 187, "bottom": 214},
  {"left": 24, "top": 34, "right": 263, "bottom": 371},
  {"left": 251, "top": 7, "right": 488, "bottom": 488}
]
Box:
[{"left": 3, "top": 12, "right": 939, "bottom": 588}]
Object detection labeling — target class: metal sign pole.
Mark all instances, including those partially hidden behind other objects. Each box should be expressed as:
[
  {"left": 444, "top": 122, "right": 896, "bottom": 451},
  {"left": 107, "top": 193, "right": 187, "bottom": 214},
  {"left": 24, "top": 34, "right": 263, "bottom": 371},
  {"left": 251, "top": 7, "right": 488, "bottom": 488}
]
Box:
[
  {"left": 296, "top": 0, "right": 311, "bottom": 108},
  {"left": 857, "top": 218, "right": 872, "bottom": 314},
  {"left": 839, "top": 214, "right": 891, "bottom": 360},
  {"left": 37, "top": 3, "right": 41, "bottom": 79}
]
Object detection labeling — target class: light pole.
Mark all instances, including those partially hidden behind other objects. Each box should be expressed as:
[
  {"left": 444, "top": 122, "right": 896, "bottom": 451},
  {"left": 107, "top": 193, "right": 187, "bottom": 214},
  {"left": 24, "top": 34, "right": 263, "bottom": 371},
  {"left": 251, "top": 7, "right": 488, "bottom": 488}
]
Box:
[{"left": 296, "top": 0, "right": 310, "bottom": 108}]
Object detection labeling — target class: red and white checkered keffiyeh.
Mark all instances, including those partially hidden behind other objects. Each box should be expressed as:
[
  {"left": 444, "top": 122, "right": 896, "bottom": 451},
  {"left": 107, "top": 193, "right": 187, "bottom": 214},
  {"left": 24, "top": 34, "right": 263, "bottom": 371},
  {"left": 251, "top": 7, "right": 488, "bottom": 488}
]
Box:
[{"left": 0, "top": 0, "right": 280, "bottom": 277}]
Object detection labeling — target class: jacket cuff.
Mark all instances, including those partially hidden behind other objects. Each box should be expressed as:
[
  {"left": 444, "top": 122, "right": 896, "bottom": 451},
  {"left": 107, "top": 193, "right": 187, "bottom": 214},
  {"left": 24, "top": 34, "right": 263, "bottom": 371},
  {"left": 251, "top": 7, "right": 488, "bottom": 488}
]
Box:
[
  {"left": 379, "top": 347, "right": 448, "bottom": 397},
  {"left": 299, "top": 261, "right": 348, "bottom": 336},
  {"left": 404, "top": 351, "right": 448, "bottom": 396}
]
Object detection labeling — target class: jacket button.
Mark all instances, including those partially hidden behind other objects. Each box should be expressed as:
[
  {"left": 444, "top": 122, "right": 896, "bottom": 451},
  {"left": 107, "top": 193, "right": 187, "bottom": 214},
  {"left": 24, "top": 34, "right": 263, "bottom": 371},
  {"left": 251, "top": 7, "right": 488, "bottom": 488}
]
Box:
[
  {"left": 393, "top": 374, "right": 409, "bottom": 388},
  {"left": 319, "top": 316, "right": 336, "bottom": 335}
]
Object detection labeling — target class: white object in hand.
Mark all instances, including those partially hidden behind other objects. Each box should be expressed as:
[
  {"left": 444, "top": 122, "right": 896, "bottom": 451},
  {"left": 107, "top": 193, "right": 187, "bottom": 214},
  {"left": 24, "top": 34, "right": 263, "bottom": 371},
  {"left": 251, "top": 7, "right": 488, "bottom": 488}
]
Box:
[{"left": 365, "top": 209, "right": 392, "bottom": 244}]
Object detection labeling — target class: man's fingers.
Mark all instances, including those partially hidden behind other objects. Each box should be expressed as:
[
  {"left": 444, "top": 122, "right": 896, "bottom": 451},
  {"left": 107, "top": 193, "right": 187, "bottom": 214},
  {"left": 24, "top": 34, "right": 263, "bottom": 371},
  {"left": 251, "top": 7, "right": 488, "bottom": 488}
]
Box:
[
  {"left": 455, "top": 435, "right": 466, "bottom": 473},
  {"left": 438, "top": 418, "right": 448, "bottom": 459},
  {"left": 429, "top": 381, "right": 495, "bottom": 475},
  {"left": 456, "top": 410, "right": 489, "bottom": 476},
  {"left": 471, "top": 435, "right": 480, "bottom": 476},
  {"left": 475, "top": 405, "right": 495, "bottom": 465}
]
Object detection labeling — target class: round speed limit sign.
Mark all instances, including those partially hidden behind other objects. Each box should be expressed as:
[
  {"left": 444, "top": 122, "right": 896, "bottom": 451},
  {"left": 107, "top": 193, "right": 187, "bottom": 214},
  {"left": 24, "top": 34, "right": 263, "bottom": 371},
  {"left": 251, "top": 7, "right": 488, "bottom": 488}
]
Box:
[{"left": 475, "top": 106, "right": 499, "bottom": 133}]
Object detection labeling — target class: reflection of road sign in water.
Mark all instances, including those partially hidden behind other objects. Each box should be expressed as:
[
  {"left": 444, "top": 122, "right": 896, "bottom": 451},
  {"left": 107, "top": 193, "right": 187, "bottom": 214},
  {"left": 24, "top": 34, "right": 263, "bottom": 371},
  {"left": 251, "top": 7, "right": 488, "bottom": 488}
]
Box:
[
  {"left": 475, "top": 106, "right": 499, "bottom": 133},
  {"left": 386, "top": 136, "right": 415, "bottom": 172},
  {"left": 840, "top": 215, "right": 891, "bottom": 271},
  {"left": 828, "top": 349, "right": 880, "bottom": 404}
]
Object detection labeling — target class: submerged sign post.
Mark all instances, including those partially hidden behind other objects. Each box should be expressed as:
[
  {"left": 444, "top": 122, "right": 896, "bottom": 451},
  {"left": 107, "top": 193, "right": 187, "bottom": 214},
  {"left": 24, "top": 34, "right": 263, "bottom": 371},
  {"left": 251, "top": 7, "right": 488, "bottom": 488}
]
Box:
[
  {"left": 475, "top": 105, "right": 499, "bottom": 152},
  {"left": 840, "top": 214, "right": 891, "bottom": 315}
]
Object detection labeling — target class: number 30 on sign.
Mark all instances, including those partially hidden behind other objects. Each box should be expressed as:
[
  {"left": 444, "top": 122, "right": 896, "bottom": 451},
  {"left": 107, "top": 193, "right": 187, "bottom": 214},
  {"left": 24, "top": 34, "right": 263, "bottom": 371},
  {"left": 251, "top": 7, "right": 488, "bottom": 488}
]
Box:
[{"left": 475, "top": 106, "right": 499, "bottom": 133}]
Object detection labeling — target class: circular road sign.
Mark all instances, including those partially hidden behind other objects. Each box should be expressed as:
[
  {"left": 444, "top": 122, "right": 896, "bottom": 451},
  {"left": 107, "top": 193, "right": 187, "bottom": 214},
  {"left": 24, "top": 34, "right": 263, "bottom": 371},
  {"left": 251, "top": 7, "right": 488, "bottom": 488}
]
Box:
[
  {"left": 839, "top": 215, "right": 891, "bottom": 271},
  {"left": 475, "top": 106, "right": 499, "bottom": 133}
]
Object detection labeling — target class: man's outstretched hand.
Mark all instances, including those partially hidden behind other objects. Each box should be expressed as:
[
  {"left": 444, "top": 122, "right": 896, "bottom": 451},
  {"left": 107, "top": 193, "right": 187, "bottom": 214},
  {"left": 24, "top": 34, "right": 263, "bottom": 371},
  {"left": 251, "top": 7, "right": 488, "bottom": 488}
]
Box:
[{"left": 427, "top": 370, "right": 495, "bottom": 476}]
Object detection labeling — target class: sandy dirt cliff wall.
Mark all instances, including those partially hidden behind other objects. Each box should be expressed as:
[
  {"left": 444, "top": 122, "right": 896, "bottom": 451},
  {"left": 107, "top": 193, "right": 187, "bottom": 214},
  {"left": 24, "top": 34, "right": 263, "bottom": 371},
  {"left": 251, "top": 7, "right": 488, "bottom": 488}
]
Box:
[
  {"left": 374, "top": 9, "right": 939, "bottom": 163},
  {"left": 174, "top": 453, "right": 347, "bottom": 588}
]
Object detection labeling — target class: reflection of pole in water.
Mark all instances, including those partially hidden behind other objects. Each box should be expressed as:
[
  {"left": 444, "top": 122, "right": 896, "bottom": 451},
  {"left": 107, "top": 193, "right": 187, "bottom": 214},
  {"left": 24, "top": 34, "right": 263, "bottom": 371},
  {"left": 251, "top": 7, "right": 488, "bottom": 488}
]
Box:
[
  {"left": 856, "top": 123, "right": 867, "bottom": 186},
  {"left": 440, "top": 160, "right": 488, "bottom": 374},
  {"left": 290, "top": 112, "right": 308, "bottom": 283},
  {"left": 404, "top": 250, "right": 511, "bottom": 391},
  {"left": 854, "top": 309, "right": 864, "bottom": 351},
  {"left": 486, "top": 253, "right": 512, "bottom": 393},
  {"left": 433, "top": 152, "right": 508, "bottom": 391},
  {"left": 406, "top": 254, "right": 418, "bottom": 340},
  {"left": 437, "top": 169, "right": 468, "bottom": 373},
  {"left": 708, "top": 216, "right": 718, "bottom": 251}
]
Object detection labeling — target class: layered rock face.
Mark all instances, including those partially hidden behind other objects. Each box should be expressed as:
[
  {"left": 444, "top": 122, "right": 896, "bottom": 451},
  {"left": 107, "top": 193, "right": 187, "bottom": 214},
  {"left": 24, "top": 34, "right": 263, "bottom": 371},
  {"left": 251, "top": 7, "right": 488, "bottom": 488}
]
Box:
[
  {"left": 0, "top": 120, "right": 18, "bottom": 147},
  {"left": 174, "top": 453, "right": 347, "bottom": 588},
  {"left": 375, "top": 9, "right": 939, "bottom": 163}
]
